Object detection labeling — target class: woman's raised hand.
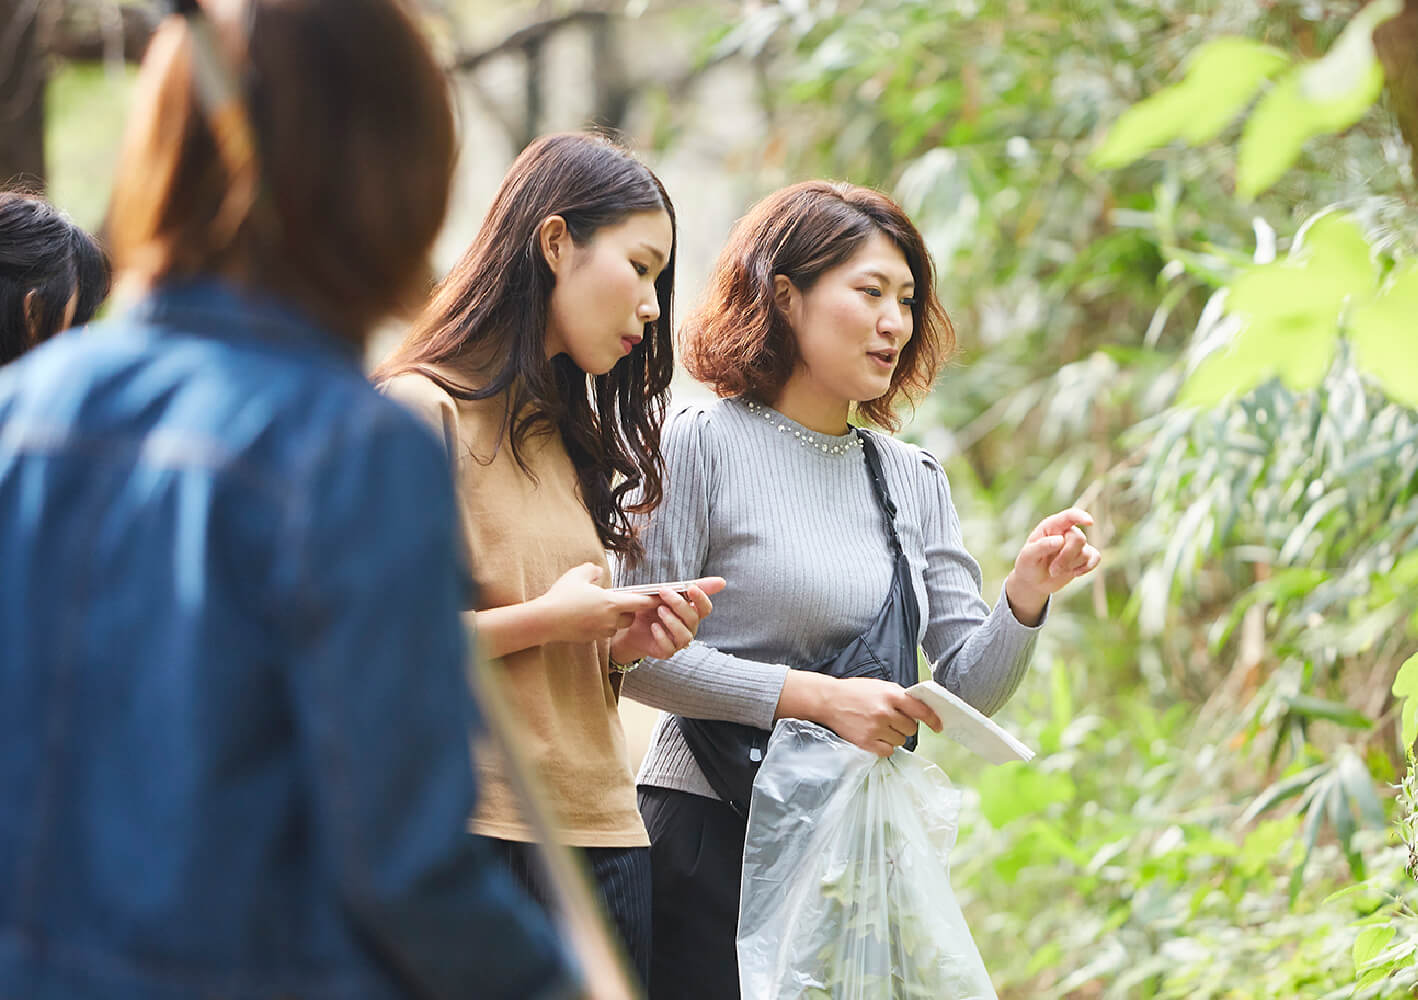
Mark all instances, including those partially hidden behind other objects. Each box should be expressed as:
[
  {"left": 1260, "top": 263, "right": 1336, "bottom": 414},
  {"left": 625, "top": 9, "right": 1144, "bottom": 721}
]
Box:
[
  {"left": 537, "top": 563, "right": 658, "bottom": 642},
  {"left": 1004, "top": 507, "right": 1102, "bottom": 624},
  {"left": 610, "top": 578, "right": 727, "bottom": 664}
]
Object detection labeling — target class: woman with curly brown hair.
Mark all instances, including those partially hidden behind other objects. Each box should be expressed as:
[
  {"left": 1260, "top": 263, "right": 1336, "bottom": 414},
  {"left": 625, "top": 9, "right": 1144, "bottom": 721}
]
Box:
[
  {"left": 374, "top": 131, "right": 722, "bottom": 989},
  {"left": 615, "top": 180, "right": 1101, "bottom": 998}
]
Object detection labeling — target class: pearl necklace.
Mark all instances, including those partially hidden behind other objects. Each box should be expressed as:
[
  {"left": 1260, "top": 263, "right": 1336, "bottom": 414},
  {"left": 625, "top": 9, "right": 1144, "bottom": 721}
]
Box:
[{"left": 743, "top": 399, "right": 863, "bottom": 456}]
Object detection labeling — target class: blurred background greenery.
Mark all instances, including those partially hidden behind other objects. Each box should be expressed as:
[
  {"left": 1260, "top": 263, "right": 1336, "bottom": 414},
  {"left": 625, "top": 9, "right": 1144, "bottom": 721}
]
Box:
[{"left": 5, "top": 0, "right": 1418, "bottom": 995}]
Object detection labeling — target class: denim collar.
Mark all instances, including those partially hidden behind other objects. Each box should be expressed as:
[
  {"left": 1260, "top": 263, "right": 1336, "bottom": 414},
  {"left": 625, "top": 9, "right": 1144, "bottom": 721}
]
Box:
[{"left": 128, "top": 279, "right": 362, "bottom": 366}]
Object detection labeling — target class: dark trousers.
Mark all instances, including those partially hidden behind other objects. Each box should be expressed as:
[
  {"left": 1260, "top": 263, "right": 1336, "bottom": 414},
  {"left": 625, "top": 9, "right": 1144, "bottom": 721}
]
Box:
[
  {"left": 485, "top": 837, "right": 652, "bottom": 990},
  {"left": 638, "top": 786, "right": 748, "bottom": 1000}
]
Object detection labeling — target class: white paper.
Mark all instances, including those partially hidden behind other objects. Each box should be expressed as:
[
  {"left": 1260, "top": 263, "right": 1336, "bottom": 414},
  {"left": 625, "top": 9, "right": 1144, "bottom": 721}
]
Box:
[{"left": 905, "top": 680, "right": 1035, "bottom": 764}]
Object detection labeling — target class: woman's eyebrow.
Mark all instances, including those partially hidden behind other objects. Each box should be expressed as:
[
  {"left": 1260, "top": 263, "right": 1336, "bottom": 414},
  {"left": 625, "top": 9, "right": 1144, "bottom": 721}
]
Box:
[
  {"left": 636, "top": 242, "right": 668, "bottom": 267},
  {"left": 859, "top": 268, "right": 915, "bottom": 290}
]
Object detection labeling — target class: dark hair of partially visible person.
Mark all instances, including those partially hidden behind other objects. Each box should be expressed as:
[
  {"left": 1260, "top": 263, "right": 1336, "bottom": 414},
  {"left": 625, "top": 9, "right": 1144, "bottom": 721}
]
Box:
[
  {"left": 680, "top": 180, "right": 953, "bottom": 432},
  {"left": 0, "top": 190, "right": 110, "bottom": 365},
  {"left": 70, "top": 223, "right": 112, "bottom": 327},
  {"left": 373, "top": 131, "right": 677, "bottom": 565},
  {"left": 106, "top": 0, "right": 456, "bottom": 345}
]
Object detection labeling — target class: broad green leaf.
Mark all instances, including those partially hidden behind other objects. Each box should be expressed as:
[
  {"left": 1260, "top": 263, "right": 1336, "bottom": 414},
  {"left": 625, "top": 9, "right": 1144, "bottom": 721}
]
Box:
[
  {"left": 1178, "top": 315, "right": 1336, "bottom": 405},
  {"left": 1091, "top": 38, "right": 1289, "bottom": 167},
  {"left": 1272, "top": 312, "right": 1340, "bottom": 391},
  {"left": 1178, "top": 321, "right": 1281, "bottom": 406},
  {"left": 1091, "top": 87, "right": 1195, "bottom": 169},
  {"left": 1289, "top": 213, "right": 1378, "bottom": 295},
  {"left": 1356, "top": 966, "right": 1393, "bottom": 991},
  {"left": 1392, "top": 653, "right": 1418, "bottom": 752},
  {"left": 1237, "top": 76, "right": 1320, "bottom": 198},
  {"left": 1353, "top": 924, "right": 1396, "bottom": 970},
  {"left": 1089, "top": 37, "right": 1293, "bottom": 167},
  {"left": 1179, "top": 39, "right": 1293, "bottom": 143},
  {"left": 1180, "top": 214, "right": 1371, "bottom": 405},
  {"left": 1349, "top": 262, "right": 1418, "bottom": 408},
  {"left": 1236, "top": 1, "right": 1397, "bottom": 197}
]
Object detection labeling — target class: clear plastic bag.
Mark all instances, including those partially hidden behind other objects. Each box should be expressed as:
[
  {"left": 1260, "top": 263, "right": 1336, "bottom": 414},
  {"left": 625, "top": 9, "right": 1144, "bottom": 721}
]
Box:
[{"left": 737, "top": 719, "right": 998, "bottom": 1000}]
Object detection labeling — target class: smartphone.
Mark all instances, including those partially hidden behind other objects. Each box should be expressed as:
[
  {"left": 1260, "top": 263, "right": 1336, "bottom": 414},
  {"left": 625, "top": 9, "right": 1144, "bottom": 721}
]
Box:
[{"left": 611, "top": 580, "right": 701, "bottom": 596}]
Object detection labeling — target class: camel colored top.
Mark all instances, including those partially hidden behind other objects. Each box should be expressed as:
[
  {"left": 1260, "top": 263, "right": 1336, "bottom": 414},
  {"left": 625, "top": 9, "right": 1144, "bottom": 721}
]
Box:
[{"left": 383, "top": 369, "right": 647, "bottom": 848}]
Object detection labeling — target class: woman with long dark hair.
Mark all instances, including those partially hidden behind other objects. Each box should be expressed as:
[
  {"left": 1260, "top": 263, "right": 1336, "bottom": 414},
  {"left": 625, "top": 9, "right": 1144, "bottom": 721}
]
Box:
[
  {"left": 616, "top": 180, "right": 1101, "bottom": 997},
  {"left": 0, "top": 190, "right": 110, "bottom": 364},
  {"left": 375, "top": 131, "right": 721, "bottom": 986}
]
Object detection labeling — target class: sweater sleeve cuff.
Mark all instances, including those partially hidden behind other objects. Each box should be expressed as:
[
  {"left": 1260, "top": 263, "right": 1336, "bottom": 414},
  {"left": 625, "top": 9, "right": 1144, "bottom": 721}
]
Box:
[
  {"left": 622, "top": 643, "right": 791, "bottom": 731},
  {"left": 998, "top": 582, "right": 1049, "bottom": 631}
]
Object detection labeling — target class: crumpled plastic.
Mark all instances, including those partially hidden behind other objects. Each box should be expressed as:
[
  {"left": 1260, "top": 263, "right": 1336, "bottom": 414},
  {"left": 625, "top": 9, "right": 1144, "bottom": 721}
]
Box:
[{"left": 737, "top": 719, "right": 998, "bottom": 1000}]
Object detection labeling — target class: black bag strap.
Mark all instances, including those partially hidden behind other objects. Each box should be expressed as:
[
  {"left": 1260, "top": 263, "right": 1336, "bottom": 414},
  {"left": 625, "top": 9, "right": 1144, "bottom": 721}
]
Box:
[{"left": 854, "top": 429, "right": 905, "bottom": 561}]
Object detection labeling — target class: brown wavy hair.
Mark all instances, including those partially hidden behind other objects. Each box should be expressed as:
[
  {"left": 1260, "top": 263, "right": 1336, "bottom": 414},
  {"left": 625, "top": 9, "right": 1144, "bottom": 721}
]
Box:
[
  {"left": 373, "top": 132, "right": 676, "bottom": 565},
  {"left": 682, "top": 180, "right": 952, "bottom": 431},
  {"left": 107, "top": 0, "right": 456, "bottom": 345}
]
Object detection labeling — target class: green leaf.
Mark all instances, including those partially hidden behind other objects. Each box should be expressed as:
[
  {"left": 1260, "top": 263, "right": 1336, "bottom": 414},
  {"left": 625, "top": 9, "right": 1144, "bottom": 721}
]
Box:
[
  {"left": 1094, "top": 37, "right": 1298, "bottom": 166},
  {"left": 1091, "top": 87, "right": 1195, "bottom": 169},
  {"left": 1228, "top": 213, "right": 1377, "bottom": 317},
  {"left": 1273, "top": 312, "right": 1341, "bottom": 391},
  {"left": 1178, "top": 314, "right": 1336, "bottom": 406},
  {"left": 1281, "top": 694, "right": 1373, "bottom": 730},
  {"left": 1236, "top": 76, "right": 1321, "bottom": 198},
  {"left": 1179, "top": 214, "right": 1373, "bottom": 405},
  {"left": 1238, "top": 764, "right": 1328, "bottom": 826},
  {"left": 1349, "top": 262, "right": 1418, "bottom": 408},
  {"left": 1353, "top": 925, "right": 1396, "bottom": 971},
  {"left": 1236, "top": 0, "right": 1398, "bottom": 197},
  {"left": 977, "top": 764, "right": 1076, "bottom": 828},
  {"left": 1178, "top": 39, "right": 1294, "bottom": 144},
  {"left": 1178, "top": 320, "right": 1282, "bottom": 407},
  {"left": 1392, "top": 653, "right": 1418, "bottom": 752},
  {"left": 1091, "top": 38, "right": 1290, "bottom": 168}
]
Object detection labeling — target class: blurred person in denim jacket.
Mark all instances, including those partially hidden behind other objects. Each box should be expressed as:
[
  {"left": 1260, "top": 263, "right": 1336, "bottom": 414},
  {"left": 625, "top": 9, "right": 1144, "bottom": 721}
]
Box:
[{"left": 0, "top": 1, "right": 579, "bottom": 998}]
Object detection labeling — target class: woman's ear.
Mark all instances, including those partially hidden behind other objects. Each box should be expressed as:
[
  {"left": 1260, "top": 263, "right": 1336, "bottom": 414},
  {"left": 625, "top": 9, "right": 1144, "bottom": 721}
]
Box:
[
  {"left": 537, "top": 215, "right": 572, "bottom": 275},
  {"left": 772, "top": 274, "right": 797, "bottom": 317}
]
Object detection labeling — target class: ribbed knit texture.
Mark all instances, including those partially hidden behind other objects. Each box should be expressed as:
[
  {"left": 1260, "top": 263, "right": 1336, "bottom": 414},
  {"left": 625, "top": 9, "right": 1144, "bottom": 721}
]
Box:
[{"left": 614, "top": 396, "right": 1044, "bottom": 799}]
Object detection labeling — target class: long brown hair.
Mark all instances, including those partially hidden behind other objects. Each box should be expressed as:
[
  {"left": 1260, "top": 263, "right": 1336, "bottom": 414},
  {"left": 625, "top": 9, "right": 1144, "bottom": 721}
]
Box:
[
  {"left": 374, "top": 132, "right": 677, "bottom": 565},
  {"left": 107, "top": 0, "right": 456, "bottom": 345},
  {"left": 682, "top": 180, "right": 951, "bottom": 431}
]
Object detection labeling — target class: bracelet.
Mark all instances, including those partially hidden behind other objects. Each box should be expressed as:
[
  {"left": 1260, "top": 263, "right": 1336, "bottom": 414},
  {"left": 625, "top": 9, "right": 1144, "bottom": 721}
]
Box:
[{"left": 609, "top": 653, "right": 645, "bottom": 674}]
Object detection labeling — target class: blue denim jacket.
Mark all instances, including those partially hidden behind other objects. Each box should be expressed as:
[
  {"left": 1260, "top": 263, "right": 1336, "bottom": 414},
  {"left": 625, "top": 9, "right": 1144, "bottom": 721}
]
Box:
[{"left": 0, "top": 282, "right": 579, "bottom": 1000}]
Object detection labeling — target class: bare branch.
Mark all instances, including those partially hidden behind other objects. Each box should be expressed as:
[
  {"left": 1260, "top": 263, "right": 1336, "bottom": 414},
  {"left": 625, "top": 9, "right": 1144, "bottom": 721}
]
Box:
[
  {"left": 49, "top": 2, "right": 158, "bottom": 63},
  {"left": 449, "top": 7, "right": 610, "bottom": 74}
]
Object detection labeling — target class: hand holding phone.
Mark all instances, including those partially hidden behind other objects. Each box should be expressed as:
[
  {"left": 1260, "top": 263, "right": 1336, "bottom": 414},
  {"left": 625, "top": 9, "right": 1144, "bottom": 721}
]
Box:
[
  {"left": 607, "top": 577, "right": 727, "bottom": 664},
  {"left": 611, "top": 576, "right": 727, "bottom": 598}
]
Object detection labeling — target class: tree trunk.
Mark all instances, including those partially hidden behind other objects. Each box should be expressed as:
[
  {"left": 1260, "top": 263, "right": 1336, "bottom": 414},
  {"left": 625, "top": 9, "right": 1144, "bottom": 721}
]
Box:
[
  {"left": 0, "top": 0, "right": 48, "bottom": 189},
  {"left": 1374, "top": 0, "right": 1418, "bottom": 177}
]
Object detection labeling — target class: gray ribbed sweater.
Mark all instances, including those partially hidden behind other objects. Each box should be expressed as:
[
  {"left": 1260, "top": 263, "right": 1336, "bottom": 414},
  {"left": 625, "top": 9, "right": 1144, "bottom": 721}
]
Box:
[{"left": 614, "top": 396, "right": 1043, "bottom": 799}]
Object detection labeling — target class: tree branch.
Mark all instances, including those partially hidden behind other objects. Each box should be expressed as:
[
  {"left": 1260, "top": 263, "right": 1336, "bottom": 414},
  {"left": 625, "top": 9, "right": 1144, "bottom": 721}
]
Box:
[
  {"left": 49, "top": 2, "right": 157, "bottom": 64},
  {"left": 449, "top": 7, "right": 609, "bottom": 74}
]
